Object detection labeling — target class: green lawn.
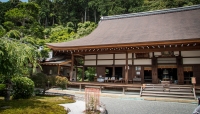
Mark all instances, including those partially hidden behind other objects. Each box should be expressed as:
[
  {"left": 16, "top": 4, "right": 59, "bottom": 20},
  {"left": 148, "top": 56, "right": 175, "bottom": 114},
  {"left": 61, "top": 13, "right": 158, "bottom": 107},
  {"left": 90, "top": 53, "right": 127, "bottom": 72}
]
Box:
[{"left": 0, "top": 95, "right": 75, "bottom": 114}]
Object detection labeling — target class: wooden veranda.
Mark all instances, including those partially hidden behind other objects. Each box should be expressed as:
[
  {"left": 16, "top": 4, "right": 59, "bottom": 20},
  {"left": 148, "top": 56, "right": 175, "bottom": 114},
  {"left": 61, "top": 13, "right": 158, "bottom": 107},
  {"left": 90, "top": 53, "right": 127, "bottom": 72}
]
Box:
[{"left": 68, "top": 82, "right": 142, "bottom": 94}]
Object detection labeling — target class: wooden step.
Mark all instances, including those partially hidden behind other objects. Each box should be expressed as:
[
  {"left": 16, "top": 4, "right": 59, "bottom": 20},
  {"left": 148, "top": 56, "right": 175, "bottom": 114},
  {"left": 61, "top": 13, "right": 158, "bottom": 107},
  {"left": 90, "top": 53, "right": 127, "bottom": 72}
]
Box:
[
  {"left": 169, "top": 86, "right": 192, "bottom": 89},
  {"left": 140, "top": 84, "right": 195, "bottom": 99},
  {"left": 126, "top": 88, "right": 141, "bottom": 91},
  {"left": 141, "top": 93, "right": 194, "bottom": 98},
  {"left": 169, "top": 89, "right": 192, "bottom": 92},
  {"left": 143, "top": 88, "right": 164, "bottom": 91},
  {"left": 144, "top": 86, "right": 165, "bottom": 88},
  {"left": 142, "top": 91, "right": 193, "bottom": 95}
]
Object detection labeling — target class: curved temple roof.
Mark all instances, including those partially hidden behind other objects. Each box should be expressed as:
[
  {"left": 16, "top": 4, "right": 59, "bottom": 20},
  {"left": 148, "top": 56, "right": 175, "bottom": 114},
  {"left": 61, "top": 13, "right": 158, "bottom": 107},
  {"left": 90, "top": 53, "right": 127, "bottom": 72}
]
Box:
[{"left": 47, "top": 5, "right": 200, "bottom": 50}]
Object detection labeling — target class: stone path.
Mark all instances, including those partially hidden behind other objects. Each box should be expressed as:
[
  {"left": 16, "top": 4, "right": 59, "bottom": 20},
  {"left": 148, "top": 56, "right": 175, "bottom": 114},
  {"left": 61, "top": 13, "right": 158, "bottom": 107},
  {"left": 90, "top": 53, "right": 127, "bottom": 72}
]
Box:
[{"left": 60, "top": 101, "right": 85, "bottom": 114}]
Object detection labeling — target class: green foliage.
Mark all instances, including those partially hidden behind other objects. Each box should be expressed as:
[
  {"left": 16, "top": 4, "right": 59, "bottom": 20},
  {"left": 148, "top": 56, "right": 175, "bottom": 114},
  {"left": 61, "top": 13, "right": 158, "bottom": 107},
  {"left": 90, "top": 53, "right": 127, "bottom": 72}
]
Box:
[
  {"left": 85, "top": 67, "right": 96, "bottom": 81},
  {"left": 76, "top": 21, "right": 97, "bottom": 38},
  {"left": 77, "top": 68, "right": 83, "bottom": 81},
  {"left": 3, "top": 21, "right": 14, "bottom": 31},
  {"left": 30, "top": 73, "right": 47, "bottom": 88},
  {"left": 0, "top": 25, "right": 6, "bottom": 37},
  {"left": 40, "top": 47, "right": 50, "bottom": 58},
  {"left": 4, "top": 30, "right": 21, "bottom": 39},
  {"left": 49, "top": 29, "right": 73, "bottom": 42},
  {"left": 0, "top": 96, "right": 74, "bottom": 114},
  {"left": 12, "top": 77, "right": 35, "bottom": 99},
  {"left": 28, "top": 22, "right": 44, "bottom": 38},
  {"left": 46, "top": 75, "right": 56, "bottom": 87},
  {"left": 0, "top": 1, "right": 16, "bottom": 24},
  {"left": 4, "top": 2, "right": 40, "bottom": 27},
  {"left": 5, "top": 8, "right": 30, "bottom": 26},
  {"left": 0, "top": 38, "right": 40, "bottom": 77},
  {"left": 0, "top": 84, "right": 6, "bottom": 91},
  {"left": 55, "top": 76, "right": 68, "bottom": 90},
  {"left": 0, "top": 84, "right": 6, "bottom": 97}
]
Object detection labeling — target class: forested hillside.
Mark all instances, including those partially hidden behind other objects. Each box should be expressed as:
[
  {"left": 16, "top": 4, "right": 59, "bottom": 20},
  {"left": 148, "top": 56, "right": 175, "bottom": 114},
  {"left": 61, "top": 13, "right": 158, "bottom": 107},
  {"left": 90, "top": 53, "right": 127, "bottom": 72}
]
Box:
[{"left": 0, "top": 0, "right": 200, "bottom": 57}]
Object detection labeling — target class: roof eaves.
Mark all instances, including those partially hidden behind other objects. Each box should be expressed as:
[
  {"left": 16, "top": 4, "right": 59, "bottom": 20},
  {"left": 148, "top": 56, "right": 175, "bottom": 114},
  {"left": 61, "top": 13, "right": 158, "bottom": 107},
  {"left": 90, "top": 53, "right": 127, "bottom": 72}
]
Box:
[
  {"left": 101, "top": 4, "right": 200, "bottom": 20},
  {"left": 48, "top": 38, "right": 200, "bottom": 51}
]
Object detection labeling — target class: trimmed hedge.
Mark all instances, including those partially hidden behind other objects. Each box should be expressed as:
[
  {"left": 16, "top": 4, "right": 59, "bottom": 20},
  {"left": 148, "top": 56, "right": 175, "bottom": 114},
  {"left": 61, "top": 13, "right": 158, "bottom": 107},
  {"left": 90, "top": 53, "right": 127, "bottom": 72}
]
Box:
[{"left": 12, "top": 77, "right": 34, "bottom": 99}]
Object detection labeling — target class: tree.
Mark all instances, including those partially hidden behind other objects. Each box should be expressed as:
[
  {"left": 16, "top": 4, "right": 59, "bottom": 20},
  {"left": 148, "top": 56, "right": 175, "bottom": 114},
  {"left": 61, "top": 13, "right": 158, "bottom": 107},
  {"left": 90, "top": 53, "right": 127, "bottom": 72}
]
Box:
[
  {"left": 0, "top": 38, "right": 40, "bottom": 101},
  {"left": 0, "top": 1, "right": 18, "bottom": 24},
  {"left": 76, "top": 21, "right": 97, "bottom": 38},
  {"left": 4, "top": 2, "right": 39, "bottom": 26}
]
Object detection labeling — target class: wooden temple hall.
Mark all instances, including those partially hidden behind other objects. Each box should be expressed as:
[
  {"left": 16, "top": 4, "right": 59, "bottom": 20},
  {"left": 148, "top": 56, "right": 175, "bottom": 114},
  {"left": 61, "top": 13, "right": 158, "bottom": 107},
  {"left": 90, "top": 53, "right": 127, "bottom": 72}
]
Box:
[{"left": 45, "top": 5, "right": 200, "bottom": 85}]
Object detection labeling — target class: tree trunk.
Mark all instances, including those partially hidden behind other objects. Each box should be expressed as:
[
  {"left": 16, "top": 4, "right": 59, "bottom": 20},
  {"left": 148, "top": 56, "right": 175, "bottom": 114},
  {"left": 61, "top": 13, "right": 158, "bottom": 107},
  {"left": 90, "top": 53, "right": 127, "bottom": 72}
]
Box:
[
  {"left": 45, "top": 16, "right": 48, "bottom": 28},
  {"left": 38, "top": 17, "right": 41, "bottom": 24},
  {"left": 22, "top": 19, "right": 25, "bottom": 26},
  {"left": 52, "top": 16, "right": 54, "bottom": 25},
  {"left": 84, "top": 8, "right": 87, "bottom": 22}
]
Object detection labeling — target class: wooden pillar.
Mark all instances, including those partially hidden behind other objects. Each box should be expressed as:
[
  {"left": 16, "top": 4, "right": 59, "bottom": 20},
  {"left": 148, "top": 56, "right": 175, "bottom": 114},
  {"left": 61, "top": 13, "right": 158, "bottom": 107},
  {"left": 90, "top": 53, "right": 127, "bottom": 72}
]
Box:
[
  {"left": 177, "top": 56, "right": 184, "bottom": 84},
  {"left": 70, "top": 54, "right": 74, "bottom": 81},
  {"left": 57, "top": 65, "right": 61, "bottom": 75},
  {"left": 75, "top": 67, "right": 77, "bottom": 82},
  {"left": 82, "top": 67, "right": 85, "bottom": 82},
  {"left": 125, "top": 52, "right": 128, "bottom": 84},
  {"left": 113, "top": 54, "right": 115, "bottom": 77},
  {"left": 177, "top": 66, "right": 184, "bottom": 84},
  {"left": 152, "top": 66, "right": 158, "bottom": 83},
  {"left": 112, "top": 67, "right": 115, "bottom": 77},
  {"left": 152, "top": 57, "right": 158, "bottom": 84}
]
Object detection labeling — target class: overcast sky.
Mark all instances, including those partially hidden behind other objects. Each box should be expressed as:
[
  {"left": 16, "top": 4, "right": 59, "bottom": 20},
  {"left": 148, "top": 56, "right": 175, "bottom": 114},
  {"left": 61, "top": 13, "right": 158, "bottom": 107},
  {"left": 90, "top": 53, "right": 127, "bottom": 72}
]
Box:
[{"left": 0, "top": 0, "right": 28, "bottom": 2}]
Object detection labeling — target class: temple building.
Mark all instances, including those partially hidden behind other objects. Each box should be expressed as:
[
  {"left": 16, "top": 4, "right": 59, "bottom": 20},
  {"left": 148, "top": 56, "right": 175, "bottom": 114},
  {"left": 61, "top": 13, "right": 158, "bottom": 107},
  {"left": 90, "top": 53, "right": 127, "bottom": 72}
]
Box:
[{"left": 45, "top": 5, "right": 200, "bottom": 85}]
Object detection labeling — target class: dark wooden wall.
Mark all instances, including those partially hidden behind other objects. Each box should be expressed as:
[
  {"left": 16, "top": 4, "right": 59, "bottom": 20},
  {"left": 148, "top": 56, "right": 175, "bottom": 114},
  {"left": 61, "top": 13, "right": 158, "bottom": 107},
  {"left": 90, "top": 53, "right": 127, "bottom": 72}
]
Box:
[
  {"left": 96, "top": 66, "right": 105, "bottom": 77},
  {"left": 193, "top": 65, "right": 200, "bottom": 85}
]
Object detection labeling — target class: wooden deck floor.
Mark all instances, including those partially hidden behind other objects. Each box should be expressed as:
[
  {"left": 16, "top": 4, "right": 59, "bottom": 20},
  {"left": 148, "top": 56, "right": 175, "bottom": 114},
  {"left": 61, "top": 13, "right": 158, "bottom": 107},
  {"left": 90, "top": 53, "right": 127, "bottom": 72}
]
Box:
[{"left": 69, "top": 81, "right": 142, "bottom": 88}]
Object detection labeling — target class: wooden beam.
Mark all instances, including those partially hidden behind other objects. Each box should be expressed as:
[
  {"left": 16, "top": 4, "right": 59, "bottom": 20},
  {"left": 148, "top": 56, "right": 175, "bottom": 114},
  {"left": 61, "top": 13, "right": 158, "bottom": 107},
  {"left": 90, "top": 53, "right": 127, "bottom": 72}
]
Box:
[
  {"left": 59, "top": 60, "right": 71, "bottom": 65},
  {"left": 70, "top": 54, "right": 74, "bottom": 81},
  {"left": 70, "top": 45, "right": 200, "bottom": 55}
]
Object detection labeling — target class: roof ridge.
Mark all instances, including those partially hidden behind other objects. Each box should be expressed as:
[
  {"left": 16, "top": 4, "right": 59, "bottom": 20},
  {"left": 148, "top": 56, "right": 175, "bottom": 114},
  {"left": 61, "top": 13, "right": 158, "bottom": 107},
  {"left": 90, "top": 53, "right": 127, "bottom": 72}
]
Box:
[{"left": 101, "top": 4, "right": 200, "bottom": 20}]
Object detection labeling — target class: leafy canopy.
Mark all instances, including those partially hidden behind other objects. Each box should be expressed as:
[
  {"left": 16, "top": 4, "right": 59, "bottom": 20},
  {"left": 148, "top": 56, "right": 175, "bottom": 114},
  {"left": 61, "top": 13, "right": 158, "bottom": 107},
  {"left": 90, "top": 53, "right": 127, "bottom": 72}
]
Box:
[{"left": 0, "top": 38, "right": 40, "bottom": 80}]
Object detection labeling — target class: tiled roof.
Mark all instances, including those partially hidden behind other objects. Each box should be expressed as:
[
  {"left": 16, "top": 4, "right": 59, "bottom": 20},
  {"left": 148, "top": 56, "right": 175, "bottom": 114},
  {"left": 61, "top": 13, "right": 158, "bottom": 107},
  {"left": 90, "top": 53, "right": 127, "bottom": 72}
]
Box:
[{"left": 47, "top": 5, "right": 200, "bottom": 49}]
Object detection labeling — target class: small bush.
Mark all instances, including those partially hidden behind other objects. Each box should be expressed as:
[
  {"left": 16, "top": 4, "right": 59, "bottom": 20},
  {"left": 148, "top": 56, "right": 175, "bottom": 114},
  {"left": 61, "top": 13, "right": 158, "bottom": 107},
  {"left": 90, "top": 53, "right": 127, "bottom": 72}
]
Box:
[
  {"left": 55, "top": 76, "right": 68, "bottom": 90},
  {"left": 30, "top": 73, "right": 47, "bottom": 88},
  {"left": 0, "top": 84, "right": 6, "bottom": 96},
  {"left": 46, "top": 75, "right": 56, "bottom": 87},
  {"left": 12, "top": 77, "right": 34, "bottom": 99}
]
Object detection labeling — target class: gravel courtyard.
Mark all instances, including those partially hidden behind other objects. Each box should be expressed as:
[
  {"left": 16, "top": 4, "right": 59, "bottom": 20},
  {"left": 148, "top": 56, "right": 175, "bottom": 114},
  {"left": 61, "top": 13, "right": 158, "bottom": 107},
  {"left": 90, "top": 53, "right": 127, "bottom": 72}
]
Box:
[
  {"left": 100, "top": 97, "right": 197, "bottom": 114},
  {"left": 47, "top": 88, "right": 198, "bottom": 114}
]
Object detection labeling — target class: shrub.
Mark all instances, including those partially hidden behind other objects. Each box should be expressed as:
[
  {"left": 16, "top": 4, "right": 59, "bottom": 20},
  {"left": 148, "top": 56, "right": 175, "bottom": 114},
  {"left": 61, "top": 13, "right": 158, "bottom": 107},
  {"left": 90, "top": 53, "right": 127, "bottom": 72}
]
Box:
[
  {"left": 12, "top": 77, "right": 35, "bottom": 99},
  {"left": 30, "top": 73, "right": 47, "bottom": 88},
  {"left": 46, "top": 75, "right": 56, "bottom": 87},
  {"left": 55, "top": 76, "right": 68, "bottom": 90},
  {"left": 0, "top": 84, "right": 6, "bottom": 96}
]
